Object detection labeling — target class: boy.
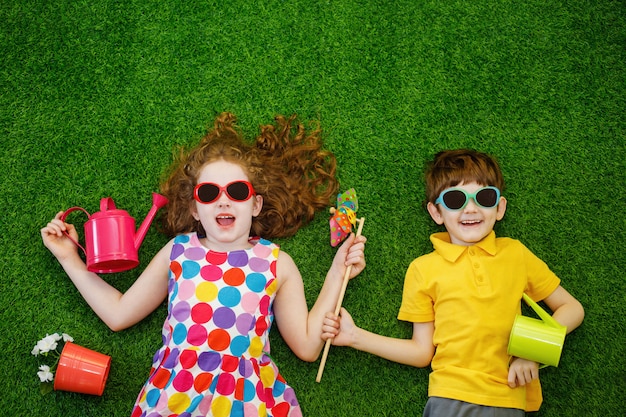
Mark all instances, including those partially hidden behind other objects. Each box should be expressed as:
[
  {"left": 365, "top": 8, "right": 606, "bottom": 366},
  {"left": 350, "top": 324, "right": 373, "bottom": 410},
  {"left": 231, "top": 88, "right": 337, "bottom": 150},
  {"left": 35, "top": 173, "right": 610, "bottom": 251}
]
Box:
[{"left": 323, "top": 149, "right": 584, "bottom": 416}]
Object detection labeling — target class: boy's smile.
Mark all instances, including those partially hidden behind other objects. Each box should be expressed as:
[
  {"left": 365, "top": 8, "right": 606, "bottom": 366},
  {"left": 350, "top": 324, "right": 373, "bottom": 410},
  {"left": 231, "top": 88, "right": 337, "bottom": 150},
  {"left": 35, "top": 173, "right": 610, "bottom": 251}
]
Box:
[{"left": 427, "top": 182, "right": 507, "bottom": 246}]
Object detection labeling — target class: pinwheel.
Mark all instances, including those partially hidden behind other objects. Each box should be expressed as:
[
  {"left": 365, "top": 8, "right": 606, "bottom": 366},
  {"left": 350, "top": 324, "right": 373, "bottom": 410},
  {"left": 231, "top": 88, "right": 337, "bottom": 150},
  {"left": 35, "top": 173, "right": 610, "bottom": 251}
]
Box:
[
  {"left": 316, "top": 188, "right": 365, "bottom": 382},
  {"left": 329, "top": 188, "right": 359, "bottom": 247}
]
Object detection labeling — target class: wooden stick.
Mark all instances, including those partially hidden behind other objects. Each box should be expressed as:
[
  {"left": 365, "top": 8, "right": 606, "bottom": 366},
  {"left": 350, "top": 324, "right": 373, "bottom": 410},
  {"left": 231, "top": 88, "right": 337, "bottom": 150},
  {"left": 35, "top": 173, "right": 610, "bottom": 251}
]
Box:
[{"left": 316, "top": 217, "right": 365, "bottom": 383}]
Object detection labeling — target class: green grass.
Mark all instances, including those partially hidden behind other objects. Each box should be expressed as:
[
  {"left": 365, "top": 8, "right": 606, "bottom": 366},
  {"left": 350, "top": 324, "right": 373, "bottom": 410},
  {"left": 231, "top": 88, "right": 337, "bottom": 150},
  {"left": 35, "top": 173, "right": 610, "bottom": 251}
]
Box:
[{"left": 1, "top": 0, "right": 624, "bottom": 415}]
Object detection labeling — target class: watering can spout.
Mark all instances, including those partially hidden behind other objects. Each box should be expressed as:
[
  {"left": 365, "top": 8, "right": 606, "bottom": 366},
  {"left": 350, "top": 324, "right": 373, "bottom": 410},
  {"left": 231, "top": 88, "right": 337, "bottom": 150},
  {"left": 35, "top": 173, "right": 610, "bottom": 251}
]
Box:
[
  {"left": 522, "top": 293, "right": 563, "bottom": 329},
  {"left": 134, "top": 193, "right": 169, "bottom": 249}
]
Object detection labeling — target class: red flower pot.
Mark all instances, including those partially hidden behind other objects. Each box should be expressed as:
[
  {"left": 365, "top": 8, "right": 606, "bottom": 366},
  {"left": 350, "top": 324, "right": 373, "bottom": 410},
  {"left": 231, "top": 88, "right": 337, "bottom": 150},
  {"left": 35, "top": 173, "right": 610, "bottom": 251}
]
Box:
[{"left": 53, "top": 342, "right": 111, "bottom": 396}]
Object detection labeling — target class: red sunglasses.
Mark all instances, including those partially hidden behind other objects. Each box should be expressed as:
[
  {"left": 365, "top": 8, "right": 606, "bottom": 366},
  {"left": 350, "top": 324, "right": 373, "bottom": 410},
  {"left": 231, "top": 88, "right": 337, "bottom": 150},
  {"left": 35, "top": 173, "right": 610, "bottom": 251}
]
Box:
[{"left": 193, "top": 181, "right": 256, "bottom": 204}]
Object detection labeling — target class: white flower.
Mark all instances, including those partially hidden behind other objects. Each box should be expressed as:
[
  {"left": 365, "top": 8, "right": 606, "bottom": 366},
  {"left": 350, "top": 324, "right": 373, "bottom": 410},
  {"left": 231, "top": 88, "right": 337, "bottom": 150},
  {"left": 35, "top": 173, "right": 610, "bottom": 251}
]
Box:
[
  {"left": 37, "top": 365, "right": 54, "bottom": 382},
  {"left": 32, "top": 332, "right": 75, "bottom": 393},
  {"left": 35, "top": 334, "right": 59, "bottom": 354}
]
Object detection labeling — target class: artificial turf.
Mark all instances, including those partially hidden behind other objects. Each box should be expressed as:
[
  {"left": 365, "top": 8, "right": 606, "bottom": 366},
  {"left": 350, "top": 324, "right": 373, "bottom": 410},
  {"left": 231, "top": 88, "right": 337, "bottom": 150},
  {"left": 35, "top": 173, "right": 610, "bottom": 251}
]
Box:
[{"left": 1, "top": 0, "right": 624, "bottom": 415}]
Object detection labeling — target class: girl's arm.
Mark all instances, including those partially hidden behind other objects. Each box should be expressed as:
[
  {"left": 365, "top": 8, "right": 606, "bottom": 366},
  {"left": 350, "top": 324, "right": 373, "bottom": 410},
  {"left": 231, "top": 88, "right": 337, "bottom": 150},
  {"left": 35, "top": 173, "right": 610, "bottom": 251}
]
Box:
[
  {"left": 323, "top": 308, "right": 435, "bottom": 368},
  {"left": 272, "top": 234, "right": 366, "bottom": 362},
  {"left": 41, "top": 212, "right": 170, "bottom": 331}
]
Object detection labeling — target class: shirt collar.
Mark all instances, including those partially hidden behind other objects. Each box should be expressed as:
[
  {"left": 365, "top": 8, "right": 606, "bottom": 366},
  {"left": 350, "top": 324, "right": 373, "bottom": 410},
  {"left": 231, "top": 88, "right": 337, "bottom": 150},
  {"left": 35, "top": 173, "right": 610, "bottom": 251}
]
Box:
[{"left": 430, "top": 231, "right": 498, "bottom": 262}]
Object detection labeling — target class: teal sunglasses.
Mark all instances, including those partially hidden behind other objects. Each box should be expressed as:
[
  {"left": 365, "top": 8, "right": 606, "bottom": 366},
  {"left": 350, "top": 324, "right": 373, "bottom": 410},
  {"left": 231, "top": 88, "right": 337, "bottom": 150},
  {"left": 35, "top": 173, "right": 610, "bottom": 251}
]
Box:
[{"left": 435, "top": 186, "right": 501, "bottom": 211}]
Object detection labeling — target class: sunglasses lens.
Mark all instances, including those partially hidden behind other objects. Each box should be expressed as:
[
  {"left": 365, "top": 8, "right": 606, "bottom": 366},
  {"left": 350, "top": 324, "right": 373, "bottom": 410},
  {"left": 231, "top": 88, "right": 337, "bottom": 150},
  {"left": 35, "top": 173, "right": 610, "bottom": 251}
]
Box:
[
  {"left": 442, "top": 190, "right": 467, "bottom": 210},
  {"left": 476, "top": 188, "right": 498, "bottom": 208},
  {"left": 196, "top": 183, "right": 220, "bottom": 203},
  {"left": 226, "top": 181, "right": 253, "bottom": 201}
]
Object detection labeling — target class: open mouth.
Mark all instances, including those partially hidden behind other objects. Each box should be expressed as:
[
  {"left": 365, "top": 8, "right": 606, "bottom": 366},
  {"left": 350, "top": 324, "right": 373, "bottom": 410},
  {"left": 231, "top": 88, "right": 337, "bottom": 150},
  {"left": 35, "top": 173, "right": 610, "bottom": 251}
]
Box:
[
  {"left": 216, "top": 215, "right": 235, "bottom": 227},
  {"left": 461, "top": 219, "right": 482, "bottom": 226}
]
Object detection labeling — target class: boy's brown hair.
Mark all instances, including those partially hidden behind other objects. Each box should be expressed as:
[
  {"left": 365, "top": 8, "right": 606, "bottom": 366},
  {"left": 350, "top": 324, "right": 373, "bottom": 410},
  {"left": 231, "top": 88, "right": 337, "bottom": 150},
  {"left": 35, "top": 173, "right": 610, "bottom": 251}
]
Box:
[{"left": 424, "top": 149, "right": 505, "bottom": 204}]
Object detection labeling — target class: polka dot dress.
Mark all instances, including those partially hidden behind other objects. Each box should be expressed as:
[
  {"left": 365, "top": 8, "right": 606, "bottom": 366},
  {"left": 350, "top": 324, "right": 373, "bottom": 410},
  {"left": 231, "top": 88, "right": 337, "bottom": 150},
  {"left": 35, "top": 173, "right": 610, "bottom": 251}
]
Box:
[{"left": 131, "top": 233, "right": 302, "bottom": 417}]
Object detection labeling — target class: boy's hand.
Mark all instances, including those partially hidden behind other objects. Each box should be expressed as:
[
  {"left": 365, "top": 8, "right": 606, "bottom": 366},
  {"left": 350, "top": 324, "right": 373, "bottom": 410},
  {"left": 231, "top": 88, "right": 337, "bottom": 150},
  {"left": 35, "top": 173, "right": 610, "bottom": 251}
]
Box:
[
  {"left": 322, "top": 307, "right": 357, "bottom": 346},
  {"left": 508, "top": 357, "right": 539, "bottom": 388}
]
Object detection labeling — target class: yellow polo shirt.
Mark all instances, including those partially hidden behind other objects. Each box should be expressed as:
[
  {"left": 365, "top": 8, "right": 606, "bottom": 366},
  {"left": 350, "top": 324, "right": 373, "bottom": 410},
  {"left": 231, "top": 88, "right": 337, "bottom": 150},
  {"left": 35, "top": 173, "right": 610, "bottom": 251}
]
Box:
[{"left": 398, "top": 231, "right": 560, "bottom": 412}]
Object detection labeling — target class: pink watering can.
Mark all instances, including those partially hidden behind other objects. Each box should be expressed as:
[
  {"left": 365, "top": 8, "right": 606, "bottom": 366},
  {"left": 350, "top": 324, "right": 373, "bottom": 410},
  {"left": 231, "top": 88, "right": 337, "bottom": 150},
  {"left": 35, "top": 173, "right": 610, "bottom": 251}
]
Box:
[{"left": 60, "top": 193, "right": 168, "bottom": 273}]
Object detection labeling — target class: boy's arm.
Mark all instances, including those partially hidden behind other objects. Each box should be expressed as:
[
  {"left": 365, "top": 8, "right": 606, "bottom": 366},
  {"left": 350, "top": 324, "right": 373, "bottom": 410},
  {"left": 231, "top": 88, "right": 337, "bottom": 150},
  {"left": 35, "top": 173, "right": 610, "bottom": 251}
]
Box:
[
  {"left": 508, "top": 285, "right": 584, "bottom": 388},
  {"left": 324, "top": 308, "right": 435, "bottom": 368},
  {"left": 542, "top": 285, "right": 585, "bottom": 333}
]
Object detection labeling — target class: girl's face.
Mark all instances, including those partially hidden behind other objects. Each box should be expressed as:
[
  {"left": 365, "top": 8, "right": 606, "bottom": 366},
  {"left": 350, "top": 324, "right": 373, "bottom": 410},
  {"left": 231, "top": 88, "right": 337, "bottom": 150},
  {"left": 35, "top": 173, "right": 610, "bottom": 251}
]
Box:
[
  {"left": 191, "top": 160, "right": 263, "bottom": 251},
  {"left": 426, "top": 181, "right": 507, "bottom": 246}
]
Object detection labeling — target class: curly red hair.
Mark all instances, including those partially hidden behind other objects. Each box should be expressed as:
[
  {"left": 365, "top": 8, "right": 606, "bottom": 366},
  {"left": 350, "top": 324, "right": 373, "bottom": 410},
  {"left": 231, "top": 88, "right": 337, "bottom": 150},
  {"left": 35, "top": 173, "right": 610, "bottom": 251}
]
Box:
[{"left": 159, "top": 112, "right": 339, "bottom": 239}]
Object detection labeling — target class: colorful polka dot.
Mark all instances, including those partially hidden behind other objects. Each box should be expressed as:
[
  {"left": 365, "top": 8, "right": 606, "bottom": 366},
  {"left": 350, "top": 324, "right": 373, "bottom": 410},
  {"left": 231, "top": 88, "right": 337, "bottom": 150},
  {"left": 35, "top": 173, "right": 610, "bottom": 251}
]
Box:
[
  {"left": 218, "top": 286, "right": 241, "bottom": 308},
  {"left": 201, "top": 264, "right": 223, "bottom": 281},
  {"left": 249, "top": 257, "right": 269, "bottom": 272},
  {"left": 197, "top": 351, "right": 221, "bottom": 372},
  {"left": 208, "top": 328, "right": 231, "bottom": 351},
  {"left": 179, "top": 350, "right": 197, "bottom": 369},
  {"left": 168, "top": 392, "right": 191, "bottom": 414},
  {"left": 230, "top": 335, "right": 250, "bottom": 356},
  {"left": 184, "top": 246, "right": 206, "bottom": 261},
  {"left": 172, "top": 323, "right": 188, "bottom": 345},
  {"left": 196, "top": 281, "right": 218, "bottom": 302},
  {"left": 187, "top": 324, "right": 208, "bottom": 346},
  {"left": 171, "top": 300, "right": 191, "bottom": 322},
  {"left": 246, "top": 273, "right": 267, "bottom": 293},
  {"left": 173, "top": 369, "right": 194, "bottom": 392},
  {"left": 223, "top": 268, "right": 245, "bottom": 286},
  {"left": 182, "top": 260, "right": 201, "bottom": 278},
  {"left": 235, "top": 313, "right": 254, "bottom": 335},
  {"left": 133, "top": 233, "right": 301, "bottom": 416},
  {"left": 191, "top": 302, "right": 213, "bottom": 324},
  {"left": 206, "top": 250, "right": 227, "bottom": 265},
  {"left": 211, "top": 395, "right": 232, "bottom": 417},
  {"left": 227, "top": 251, "right": 248, "bottom": 267},
  {"left": 241, "top": 292, "right": 260, "bottom": 314},
  {"left": 177, "top": 279, "right": 196, "bottom": 300},
  {"left": 213, "top": 307, "right": 236, "bottom": 329},
  {"left": 194, "top": 372, "right": 213, "bottom": 393},
  {"left": 170, "top": 260, "right": 182, "bottom": 279}
]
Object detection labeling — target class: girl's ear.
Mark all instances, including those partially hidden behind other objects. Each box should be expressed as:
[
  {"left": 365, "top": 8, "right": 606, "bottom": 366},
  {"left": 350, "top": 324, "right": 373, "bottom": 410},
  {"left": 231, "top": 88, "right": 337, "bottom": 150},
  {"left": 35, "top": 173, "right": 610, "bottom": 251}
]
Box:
[
  {"left": 190, "top": 203, "right": 200, "bottom": 221},
  {"left": 252, "top": 195, "right": 263, "bottom": 217},
  {"left": 427, "top": 202, "right": 445, "bottom": 225},
  {"left": 496, "top": 197, "right": 507, "bottom": 221}
]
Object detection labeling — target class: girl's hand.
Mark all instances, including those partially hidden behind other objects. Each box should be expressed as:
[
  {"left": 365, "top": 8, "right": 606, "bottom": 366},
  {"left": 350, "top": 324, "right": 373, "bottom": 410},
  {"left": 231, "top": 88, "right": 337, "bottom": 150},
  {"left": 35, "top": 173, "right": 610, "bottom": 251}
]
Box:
[
  {"left": 41, "top": 211, "right": 82, "bottom": 263},
  {"left": 331, "top": 234, "right": 367, "bottom": 280},
  {"left": 322, "top": 307, "right": 357, "bottom": 347},
  {"left": 508, "top": 357, "right": 539, "bottom": 388}
]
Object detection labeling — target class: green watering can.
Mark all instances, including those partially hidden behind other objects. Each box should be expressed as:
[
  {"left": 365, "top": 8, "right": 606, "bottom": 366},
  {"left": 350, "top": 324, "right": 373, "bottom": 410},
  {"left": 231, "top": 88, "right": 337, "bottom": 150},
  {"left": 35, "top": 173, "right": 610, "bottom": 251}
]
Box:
[{"left": 508, "top": 293, "right": 566, "bottom": 367}]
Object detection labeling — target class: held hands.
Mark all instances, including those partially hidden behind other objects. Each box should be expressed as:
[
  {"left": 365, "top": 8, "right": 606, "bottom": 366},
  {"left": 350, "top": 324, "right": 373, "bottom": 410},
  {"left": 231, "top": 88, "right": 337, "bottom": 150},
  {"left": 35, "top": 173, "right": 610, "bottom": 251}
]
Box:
[
  {"left": 508, "top": 357, "right": 539, "bottom": 388},
  {"left": 41, "top": 212, "right": 81, "bottom": 263},
  {"left": 322, "top": 307, "right": 357, "bottom": 346}
]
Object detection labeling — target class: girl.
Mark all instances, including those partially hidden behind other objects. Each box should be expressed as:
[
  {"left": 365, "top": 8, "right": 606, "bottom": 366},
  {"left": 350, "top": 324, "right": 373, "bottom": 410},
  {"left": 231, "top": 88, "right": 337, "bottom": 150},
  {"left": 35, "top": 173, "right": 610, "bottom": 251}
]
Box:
[{"left": 41, "top": 112, "right": 366, "bottom": 417}]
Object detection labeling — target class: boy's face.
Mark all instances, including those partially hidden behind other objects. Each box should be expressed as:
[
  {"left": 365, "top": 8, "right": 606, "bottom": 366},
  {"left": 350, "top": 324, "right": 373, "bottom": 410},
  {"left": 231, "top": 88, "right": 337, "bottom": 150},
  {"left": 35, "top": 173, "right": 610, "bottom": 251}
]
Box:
[{"left": 427, "top": 181, "right": 507, "bottom": 246}]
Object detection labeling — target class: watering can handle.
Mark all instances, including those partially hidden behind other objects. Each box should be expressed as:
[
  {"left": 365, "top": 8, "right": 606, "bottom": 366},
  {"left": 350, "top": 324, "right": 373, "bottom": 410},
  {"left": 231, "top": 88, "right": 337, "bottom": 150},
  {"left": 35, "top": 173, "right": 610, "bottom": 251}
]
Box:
[
  {"left": 522, "top": 293, "right": 562, "bottom": 328},
  {"left": 59, "top": 207, "right": 90, "bottom": 256},
  {"left": 100, "top": 197, "right": 116, "bottom": 212}
]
